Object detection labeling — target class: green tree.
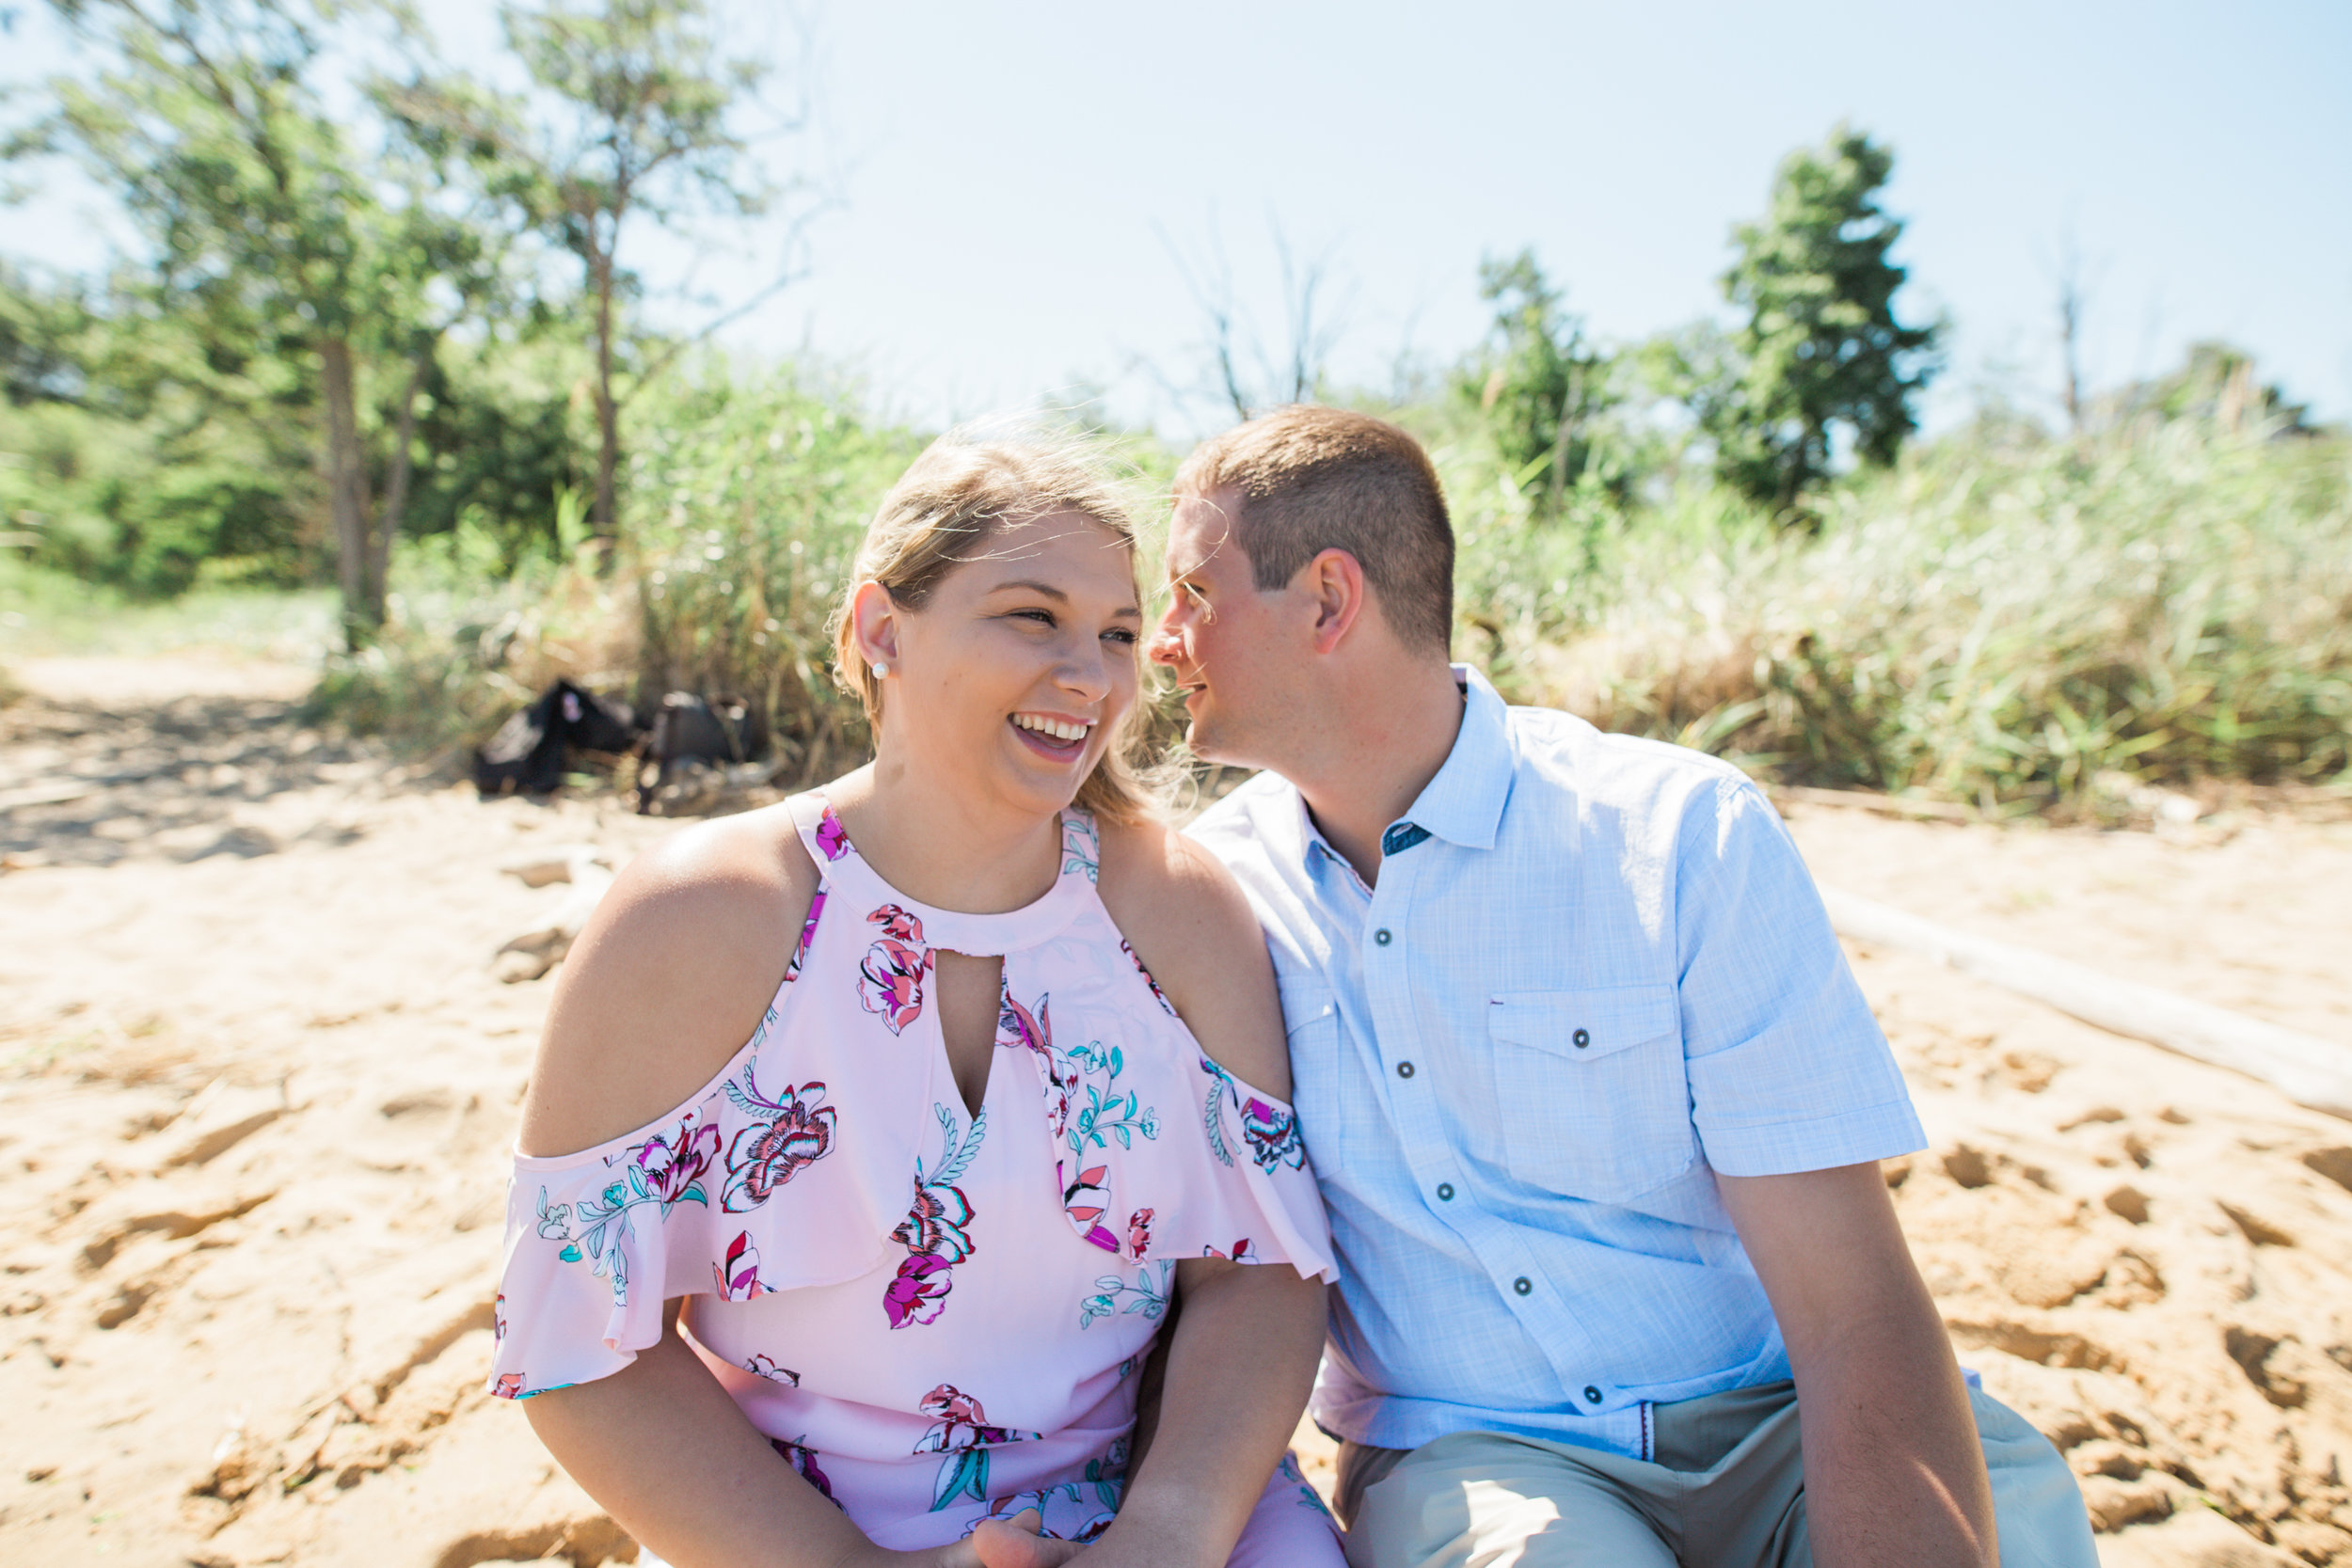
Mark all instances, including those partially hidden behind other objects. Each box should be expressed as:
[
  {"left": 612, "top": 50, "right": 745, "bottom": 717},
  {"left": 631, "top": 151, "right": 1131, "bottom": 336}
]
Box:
[
  {"left": 1707, "top": 126, "right": 1942, "bottom": 517},
  {"left": 1457, "top": 248, "right": 1615, "bottom": 518},
  {"left": 8, "top": 0, "right": 503, "bottom": 636},
  {"left": 388, "top": 0, "right": 781, "bottom": 566}
]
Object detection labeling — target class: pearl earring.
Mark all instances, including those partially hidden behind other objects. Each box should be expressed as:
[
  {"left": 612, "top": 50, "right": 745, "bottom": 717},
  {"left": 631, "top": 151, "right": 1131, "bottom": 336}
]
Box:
[{"left": 871, "top": 661, "right": 888, "bottom": 679}]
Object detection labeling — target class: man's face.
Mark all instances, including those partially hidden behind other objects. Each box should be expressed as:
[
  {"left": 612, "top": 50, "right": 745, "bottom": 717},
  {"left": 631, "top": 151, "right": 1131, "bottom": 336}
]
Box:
[{"left": 1149, "top": 485, "right": 1299, "bottom": 769}]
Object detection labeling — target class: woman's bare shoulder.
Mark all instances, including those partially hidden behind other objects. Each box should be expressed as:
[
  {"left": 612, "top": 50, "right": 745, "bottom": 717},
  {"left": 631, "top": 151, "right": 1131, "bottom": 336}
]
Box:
[
  {"left": 517, "top": 802, "right": 819, "bottom": 1158},
  {"left": 1097, "top": 816, "right": 1289, "bottom": 1097}
]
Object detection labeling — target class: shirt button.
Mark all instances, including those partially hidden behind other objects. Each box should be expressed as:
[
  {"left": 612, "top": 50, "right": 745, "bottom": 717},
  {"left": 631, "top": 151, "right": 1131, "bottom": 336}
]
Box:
[
  {"left": 1375, "top": 928, "right": 1392, "bottom": 946},
  {"left": 1436, "top": 1182, "right": 1454, "bottom": 1201},
  {"left": 1584, "top": 1386, "right": 1603, "bottom": 1404},
  {"left": 1396, "top": 1060, "right": 1415, "bottom": 1079},
  {"left": 1573, "top": 1027, "right": 1591, "bottom": 1049},
  {"left": 1513, "top": 1276, "right": 1533, "bottom": 1295}
]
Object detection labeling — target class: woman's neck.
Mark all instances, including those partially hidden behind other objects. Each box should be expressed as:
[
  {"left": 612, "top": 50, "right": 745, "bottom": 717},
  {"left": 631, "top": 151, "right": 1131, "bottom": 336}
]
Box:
[{"left": 823, "top": 754, "right": 1066, "bottom": 916}]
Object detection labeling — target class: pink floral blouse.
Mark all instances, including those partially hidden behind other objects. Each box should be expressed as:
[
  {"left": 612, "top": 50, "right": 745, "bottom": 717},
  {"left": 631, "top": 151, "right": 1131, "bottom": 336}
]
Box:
[{"left": 490, "top": 793, "right": 1340, "bottom": 1556}]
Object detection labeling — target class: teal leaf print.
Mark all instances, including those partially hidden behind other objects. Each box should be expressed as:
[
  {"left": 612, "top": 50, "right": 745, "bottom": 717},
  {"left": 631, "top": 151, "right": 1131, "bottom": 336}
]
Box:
[
  {"left": 1078, "top": 1261, "right": 1172, "bottom": 1328},
  {"left": 932, "top": 1449, "right": 990, "bottom": 1511},
  {"left": 559, "top": 1243, "right": 581, "bottom": 1262}
]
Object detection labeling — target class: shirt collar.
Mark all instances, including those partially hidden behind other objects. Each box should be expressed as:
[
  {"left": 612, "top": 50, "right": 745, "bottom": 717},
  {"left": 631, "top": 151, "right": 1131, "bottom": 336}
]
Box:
[
  {"left": 1285, "top": 663, "right": 1514, "bottom": 870},
  {"left": 1401, "top": 665, "right": 1513, "bottom": 851}
]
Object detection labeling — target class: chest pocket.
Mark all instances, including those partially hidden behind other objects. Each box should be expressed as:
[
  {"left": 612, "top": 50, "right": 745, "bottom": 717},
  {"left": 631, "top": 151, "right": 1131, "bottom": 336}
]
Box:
[
  {"left": 1277, "top": 979, "right": 1347, "bottom": 1177},
  {"left": 1487, "top": 986, "right": 1694, "bottom": 1204}
]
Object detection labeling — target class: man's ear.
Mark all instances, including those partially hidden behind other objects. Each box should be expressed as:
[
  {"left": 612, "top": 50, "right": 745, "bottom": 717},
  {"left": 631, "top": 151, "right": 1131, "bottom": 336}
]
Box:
[
  {"left": 1299, "top": 548, "right": 1367, "bottom": 656},
  {"left": 848, "top": 579, "right": 901, "bottom": 669}
]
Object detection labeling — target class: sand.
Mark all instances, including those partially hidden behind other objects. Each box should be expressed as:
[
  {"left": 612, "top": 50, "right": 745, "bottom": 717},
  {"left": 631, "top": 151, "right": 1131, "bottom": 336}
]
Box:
[{"left": 3, "top": 655, "right": 2349, "bottom": 1567}]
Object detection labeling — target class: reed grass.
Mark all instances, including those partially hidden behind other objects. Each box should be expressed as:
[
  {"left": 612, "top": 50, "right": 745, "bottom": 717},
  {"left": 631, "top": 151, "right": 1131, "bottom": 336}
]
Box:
[
  {"left": 1469, "top": 418, "right": 2352, "bottom": 807},
  {"left": 297, "top": 372, "right": 2348, "bottom": 815}
]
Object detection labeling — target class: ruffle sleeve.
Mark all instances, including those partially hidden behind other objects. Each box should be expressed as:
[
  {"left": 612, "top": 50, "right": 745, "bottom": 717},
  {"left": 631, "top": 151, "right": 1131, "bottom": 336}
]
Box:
[
  {"left": 1183, "top": 1053, "right": 1338, "bottom": 1280},
  {"left": 996, "top": 975, "right": 1337, "bottom": 1286},
  {"left": 487, "top": 998, "right": 925, "bottom": 1401}
]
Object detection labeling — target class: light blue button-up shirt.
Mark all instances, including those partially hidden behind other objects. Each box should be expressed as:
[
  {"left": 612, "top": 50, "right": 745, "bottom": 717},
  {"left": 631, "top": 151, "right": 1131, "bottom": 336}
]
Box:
[{"left": 1187, "top": 666, "right": 1926, "bottom": 1458}]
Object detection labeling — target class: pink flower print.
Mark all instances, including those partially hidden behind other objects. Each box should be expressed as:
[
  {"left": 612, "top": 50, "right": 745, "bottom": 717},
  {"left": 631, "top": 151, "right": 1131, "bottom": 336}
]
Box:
[
  {"left": 492, "top": 1372, "right": 525, "bottom": 1400},
  {"left": 917, "top": 1386, "right": 1041, "bottom": 1513},
  {"left": 814, "top": 804, "right": 852, "bottom": 862},
  {"left": 1001, "top": 990, "right": 1076, "bottom": 1137},
  {"left": 1121, "top": 939, "right": 1178, "bottom": 1018},
  {"left": 783, "top": 885, "right": 827, "bottom": 984},
  {"left": 771, "top": 1435, "right": 839, "bottom": 1505},
  {"left": 713, "top": 1229, "right": 772, "bottom": 1301},
  {"left": 493, "top": 1292, "right": 507, "bottom": 1344},
  {"left": 628, "top": 1118, "right": 721, "bottom": 1208},
  {"left": 722, "top": 1078, "right": 837, "bottom": 1212},
  {"left": 1240, "top": 1095, "right": 1307, "bottom": 1172},
  {"left": 1061, "top": 1163, "right": 1120, "bottom": 1253},
  {"left": 884, "top": 1253, "right": 952, "bottom": 1328},
  {"left": 858, "top": 937, "right": 930, "bottom": 1035},
  {"left": 997, "top": 988, "right": 1049, "bottom": 1055},
  {"left": 893, "top": 1179, "right": 977, "bottom": 1265},
  {"left": 1125, "top": 1207, "right": 1154, "bottom": 1259},
  {"left": 745, "top": 1354, "right": 801, "bottom": 1386},
  {"left": 914, "top": 1385, "right": 1040, "bottom": 1453},
  {"left": 1203, "top": 1238, "right": 1257, "bottom": 1263},
  {"left": 867, "top": 902, "right": 924, "bottom": 943}
]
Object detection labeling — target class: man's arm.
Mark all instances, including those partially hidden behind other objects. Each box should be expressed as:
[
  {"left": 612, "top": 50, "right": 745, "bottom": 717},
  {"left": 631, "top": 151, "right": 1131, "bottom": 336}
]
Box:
[{"left": 1716, "top": 1162, "right": 1996, "bottom": 1568}]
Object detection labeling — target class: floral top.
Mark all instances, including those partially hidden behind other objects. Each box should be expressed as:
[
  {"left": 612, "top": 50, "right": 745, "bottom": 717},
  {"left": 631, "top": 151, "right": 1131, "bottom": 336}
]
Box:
[{"left": 490, "top": 792, "right": 1336, "bottom": 1551}]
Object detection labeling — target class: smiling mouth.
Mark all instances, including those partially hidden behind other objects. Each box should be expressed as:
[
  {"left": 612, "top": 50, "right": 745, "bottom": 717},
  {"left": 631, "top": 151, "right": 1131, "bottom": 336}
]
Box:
[{"left": 1009, "top": 711, "right": 1093, "bottom": 761}]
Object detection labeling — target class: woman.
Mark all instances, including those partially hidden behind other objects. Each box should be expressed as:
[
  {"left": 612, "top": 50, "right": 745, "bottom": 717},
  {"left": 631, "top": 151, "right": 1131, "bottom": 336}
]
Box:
[{"left": 489, "top": 439, "right": 1343, "bottom": 1568}]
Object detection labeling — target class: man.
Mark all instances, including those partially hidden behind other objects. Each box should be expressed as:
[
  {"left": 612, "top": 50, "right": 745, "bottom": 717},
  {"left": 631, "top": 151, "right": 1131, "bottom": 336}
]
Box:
[{"left": 1154, "top": 405, "right": 2095, "bottom": 1568}]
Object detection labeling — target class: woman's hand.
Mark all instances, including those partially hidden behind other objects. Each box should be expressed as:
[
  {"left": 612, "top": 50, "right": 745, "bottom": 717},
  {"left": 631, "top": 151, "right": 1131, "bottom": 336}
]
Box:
[{"left": 957, "top": 1510, "right": 1086, "bottom": 1568}]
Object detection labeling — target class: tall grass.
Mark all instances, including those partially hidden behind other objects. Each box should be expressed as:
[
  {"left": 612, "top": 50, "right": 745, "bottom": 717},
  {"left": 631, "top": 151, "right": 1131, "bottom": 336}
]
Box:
[
  {"left": 1466, "top": 419, "right": 2352, "bottom": 806},
  {"left": 624, "top": 363, "right": 922, "bottom": 781},
  {"left": 305, "top": 360, "right": 919, "bottom": 771},
  {"left": 285, "top": 367, "right": 2347, "bottom": 815}
]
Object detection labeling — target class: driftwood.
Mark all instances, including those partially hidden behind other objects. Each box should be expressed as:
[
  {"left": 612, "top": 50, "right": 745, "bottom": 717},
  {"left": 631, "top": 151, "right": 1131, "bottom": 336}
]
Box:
[{"left": 1820, "top": 886, "right": 2352, "bottom": 1123}]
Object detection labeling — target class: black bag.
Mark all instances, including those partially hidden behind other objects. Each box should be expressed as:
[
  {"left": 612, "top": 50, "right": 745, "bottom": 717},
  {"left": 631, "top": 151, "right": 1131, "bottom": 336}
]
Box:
[
  {"left": 636, "top": 691, "right": 767, "bottom": 812},
  {"left": 472, "top": 679, "right": 643, "bottom": 797}
]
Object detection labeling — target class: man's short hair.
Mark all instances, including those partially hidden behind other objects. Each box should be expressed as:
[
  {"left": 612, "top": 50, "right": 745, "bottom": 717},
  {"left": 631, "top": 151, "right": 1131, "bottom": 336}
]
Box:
[{"left": 1176, "top": 405, "right": 1454, "bottom": 652}]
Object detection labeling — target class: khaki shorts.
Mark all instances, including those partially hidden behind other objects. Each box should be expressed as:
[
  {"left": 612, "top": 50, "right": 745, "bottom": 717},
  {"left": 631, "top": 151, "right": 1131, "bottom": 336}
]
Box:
[{"left": 1335, "top": 1382, "right": 2096, "bottom": 1568}]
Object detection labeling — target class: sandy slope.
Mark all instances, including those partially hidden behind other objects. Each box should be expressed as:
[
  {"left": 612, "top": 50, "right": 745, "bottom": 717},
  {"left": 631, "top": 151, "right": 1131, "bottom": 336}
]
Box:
[{"left": 2, "top": 657, "right": 2348, "bottom": 1567}]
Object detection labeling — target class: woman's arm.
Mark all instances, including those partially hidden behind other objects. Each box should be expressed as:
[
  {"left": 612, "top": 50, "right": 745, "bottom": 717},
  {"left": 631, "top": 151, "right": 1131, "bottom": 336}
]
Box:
[
  {"left": 1100, "top": 1259, "right": 1326, "bottom": 1568},
  {"left": 514, "top": 811, "right": 1021, "bottom": 1568},
  {"left": 526, "top": 1303, "right": 904, "bottom": 1568},
  {"left": 1071, "top": 822, "right": 1328, "bottom": 1567}
]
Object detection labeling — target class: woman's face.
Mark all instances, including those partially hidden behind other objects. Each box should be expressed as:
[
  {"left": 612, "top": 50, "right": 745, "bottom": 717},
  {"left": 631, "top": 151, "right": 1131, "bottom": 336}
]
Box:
[{"left": 854, "top": 511, "right": 1142, "bottom": 820}]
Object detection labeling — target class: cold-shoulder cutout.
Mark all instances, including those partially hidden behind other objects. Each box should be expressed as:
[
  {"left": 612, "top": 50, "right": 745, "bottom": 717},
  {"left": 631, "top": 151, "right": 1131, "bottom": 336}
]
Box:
[
  {"left": 1096, "top": 816, "right": 1290, "bottom": 1101},
  {"left": 518, "top": 802, "right": 821, "bottom": 1160},
  {"left": 487, "top": 786, "right": 1335, "bottom": 1431}
]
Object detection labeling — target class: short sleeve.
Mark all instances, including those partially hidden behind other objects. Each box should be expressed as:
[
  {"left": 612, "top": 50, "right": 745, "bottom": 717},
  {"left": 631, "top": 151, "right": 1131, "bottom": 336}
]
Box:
[
  {"left": 1180, "top": 1059, "right": 1338, "bottom": 1281},
  {"left": 486, "top": 1025, "right": 914, "bottom": 1402},
  {"left": 1674, "top": 776, "right": 1925, "bottom": 1178}
]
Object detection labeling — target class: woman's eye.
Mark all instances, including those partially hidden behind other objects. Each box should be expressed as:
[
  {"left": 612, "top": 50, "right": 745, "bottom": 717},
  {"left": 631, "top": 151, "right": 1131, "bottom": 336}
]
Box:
[
  {"left": 1103, "top": 627, "right": 1138, "bottom": 646},
  {"left": 1011, "top": 609, "right": 1055, "bottom": 626}
]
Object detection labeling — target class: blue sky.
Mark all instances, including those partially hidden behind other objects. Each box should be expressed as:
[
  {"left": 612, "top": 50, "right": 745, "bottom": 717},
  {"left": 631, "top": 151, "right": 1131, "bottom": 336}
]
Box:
[{"left": 8, "top": 0, "right": 2349, "bottom": 438}]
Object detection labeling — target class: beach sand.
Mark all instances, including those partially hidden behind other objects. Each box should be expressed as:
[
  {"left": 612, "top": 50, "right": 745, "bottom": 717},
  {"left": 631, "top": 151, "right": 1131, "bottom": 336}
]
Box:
[{"left": 4, "top": 656, "right": 2349, "bottom": 1566}]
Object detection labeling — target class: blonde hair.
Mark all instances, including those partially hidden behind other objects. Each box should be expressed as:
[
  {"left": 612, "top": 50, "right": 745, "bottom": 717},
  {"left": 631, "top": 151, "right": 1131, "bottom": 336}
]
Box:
[{"left": 830, "top": 436, "right": 1166, "bottom": 824}]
